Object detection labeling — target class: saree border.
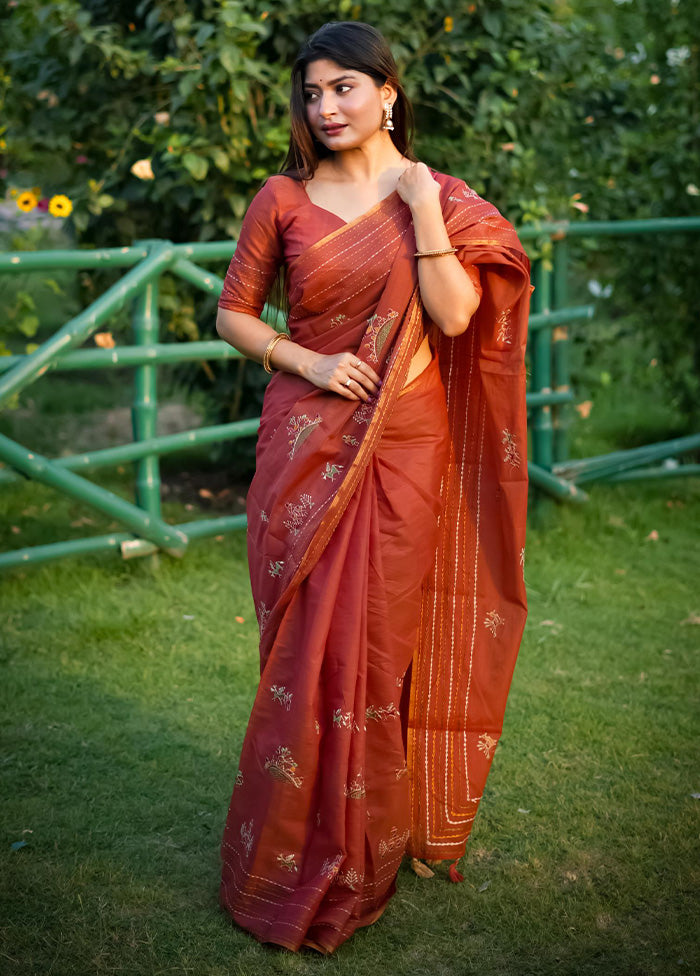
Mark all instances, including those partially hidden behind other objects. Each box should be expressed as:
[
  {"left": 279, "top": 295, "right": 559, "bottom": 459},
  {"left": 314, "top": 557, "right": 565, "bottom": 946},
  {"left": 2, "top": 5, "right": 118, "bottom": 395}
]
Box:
[{"left": 285, "top": 284, "right": 424, "bottom": 596}]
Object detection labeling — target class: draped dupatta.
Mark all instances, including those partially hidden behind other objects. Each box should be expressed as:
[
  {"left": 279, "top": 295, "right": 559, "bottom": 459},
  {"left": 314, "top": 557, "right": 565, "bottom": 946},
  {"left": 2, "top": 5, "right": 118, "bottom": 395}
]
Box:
[{"left": 221, "top": 169, "right": 531, "bottom": 947}]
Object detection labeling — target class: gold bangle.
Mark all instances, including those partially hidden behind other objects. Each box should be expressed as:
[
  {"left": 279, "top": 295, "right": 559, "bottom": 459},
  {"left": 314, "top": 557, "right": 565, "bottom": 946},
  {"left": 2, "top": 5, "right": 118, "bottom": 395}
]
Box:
[
  {"left": 414, "top": 247, "right": 458, "bottom": 258},
  {"left": 262, "top": 332, "right": 291, "bottom": 373}
]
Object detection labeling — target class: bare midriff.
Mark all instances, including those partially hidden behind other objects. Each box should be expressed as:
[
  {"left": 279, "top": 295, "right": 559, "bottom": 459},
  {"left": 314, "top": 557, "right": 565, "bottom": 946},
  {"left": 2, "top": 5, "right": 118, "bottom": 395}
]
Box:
[{"left": 403, "top": 333, "right": 432, "bottom": 387}]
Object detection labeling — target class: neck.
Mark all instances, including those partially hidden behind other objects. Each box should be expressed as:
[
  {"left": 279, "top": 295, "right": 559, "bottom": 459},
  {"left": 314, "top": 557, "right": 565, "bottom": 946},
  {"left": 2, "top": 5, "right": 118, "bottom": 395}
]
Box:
[{"left": 321, "top": 133, "right": 406, "bottom": 185}]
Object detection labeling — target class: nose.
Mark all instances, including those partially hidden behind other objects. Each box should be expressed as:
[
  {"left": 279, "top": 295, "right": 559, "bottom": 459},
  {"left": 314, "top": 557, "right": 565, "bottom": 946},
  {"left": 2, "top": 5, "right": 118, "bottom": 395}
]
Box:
[{"left": 318, "top": 92, "right": 337, "bottom": 118}]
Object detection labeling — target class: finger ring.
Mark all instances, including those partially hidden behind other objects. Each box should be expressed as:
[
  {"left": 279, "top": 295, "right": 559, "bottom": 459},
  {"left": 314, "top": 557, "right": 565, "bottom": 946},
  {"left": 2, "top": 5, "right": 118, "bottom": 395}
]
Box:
[
  {"left": 353, "top": 360, "right": 362, "bottom": 368},
  {"left": 344, "top": 378, "right": 352, "bottom": 387}
]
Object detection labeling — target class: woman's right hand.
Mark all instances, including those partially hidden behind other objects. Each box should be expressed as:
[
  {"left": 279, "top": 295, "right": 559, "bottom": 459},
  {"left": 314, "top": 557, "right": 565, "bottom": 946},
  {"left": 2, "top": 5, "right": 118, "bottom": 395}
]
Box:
[{"left": 304, "top": 351, "right": 382, "bottom": 402}]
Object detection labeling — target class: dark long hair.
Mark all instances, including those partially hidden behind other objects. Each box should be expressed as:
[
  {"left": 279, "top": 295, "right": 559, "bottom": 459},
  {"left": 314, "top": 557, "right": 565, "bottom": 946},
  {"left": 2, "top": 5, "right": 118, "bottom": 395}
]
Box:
[{"left": 265, "top": 21, "right": 417, "bottom": 319}]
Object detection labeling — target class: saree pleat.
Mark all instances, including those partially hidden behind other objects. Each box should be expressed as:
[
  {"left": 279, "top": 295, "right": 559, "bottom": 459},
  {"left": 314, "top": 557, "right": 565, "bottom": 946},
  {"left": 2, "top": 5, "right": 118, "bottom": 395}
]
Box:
[{"left": 218, "top": 169, "right": 532, "bottom": 951}]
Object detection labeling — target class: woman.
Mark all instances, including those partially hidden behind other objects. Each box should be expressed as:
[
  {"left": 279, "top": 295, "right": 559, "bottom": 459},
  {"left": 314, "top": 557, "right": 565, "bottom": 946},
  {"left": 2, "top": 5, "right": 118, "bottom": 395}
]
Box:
[{"left": 215, "top": 20, "right": 532, "bottom": 955}]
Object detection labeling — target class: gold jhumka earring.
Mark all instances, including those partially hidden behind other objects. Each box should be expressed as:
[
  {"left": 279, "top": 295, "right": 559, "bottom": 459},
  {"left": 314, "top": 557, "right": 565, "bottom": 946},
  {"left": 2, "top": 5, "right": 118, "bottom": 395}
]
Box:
[{"left": 381, "top": 101, "right": 394, "bottom": 131}]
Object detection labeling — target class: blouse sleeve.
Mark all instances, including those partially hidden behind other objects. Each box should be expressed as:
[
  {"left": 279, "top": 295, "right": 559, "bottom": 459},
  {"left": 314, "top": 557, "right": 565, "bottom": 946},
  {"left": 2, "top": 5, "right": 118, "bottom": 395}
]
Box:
[{"left": 218, "top": 178, "right": 284, "bottom": 317}]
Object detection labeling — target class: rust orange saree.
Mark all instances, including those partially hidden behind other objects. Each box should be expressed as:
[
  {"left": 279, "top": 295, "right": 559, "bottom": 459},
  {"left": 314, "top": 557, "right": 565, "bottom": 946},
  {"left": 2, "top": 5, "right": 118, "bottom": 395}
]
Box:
[{"left": 217, "top": 170, "right": 532, "bottom": 953}]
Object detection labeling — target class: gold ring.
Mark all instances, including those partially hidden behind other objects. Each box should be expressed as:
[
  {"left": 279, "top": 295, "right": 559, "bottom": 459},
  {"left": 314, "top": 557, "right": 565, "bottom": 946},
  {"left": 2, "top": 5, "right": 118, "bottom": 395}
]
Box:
[{"left": 345, "top": 378, "right": 352, "bottom": 387}]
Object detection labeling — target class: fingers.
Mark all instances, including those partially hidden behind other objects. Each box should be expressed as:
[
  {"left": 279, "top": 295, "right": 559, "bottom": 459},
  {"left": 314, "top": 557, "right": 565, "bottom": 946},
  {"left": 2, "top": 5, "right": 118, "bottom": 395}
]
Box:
[
  {"left": 322, "top": 354, "right": 384, "bottom": 401},
  {"left": 351, "top": 358, "right": 382, "bottom": 389}
]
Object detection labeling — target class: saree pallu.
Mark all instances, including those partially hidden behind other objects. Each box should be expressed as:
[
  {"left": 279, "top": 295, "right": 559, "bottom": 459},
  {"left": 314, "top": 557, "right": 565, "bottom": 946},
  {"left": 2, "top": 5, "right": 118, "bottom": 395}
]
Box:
[{"left": 219, "top": 172, "right": 532, "bottom": 952}]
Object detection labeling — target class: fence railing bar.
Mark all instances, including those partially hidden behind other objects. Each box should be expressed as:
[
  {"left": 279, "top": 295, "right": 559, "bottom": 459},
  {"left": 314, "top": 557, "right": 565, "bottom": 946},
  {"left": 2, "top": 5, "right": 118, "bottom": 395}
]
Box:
[
  {"left": 0, "top": 431, "right": 188, "bottom": 555},
  {"left": 0, "top": 418, "right": 261, "bottom": 486},
  {"left": 0, "top": 513, "right": 247, "bottom": 571},
  {"left": 553, "top": 432, "right": 700, "bottom": 481},
  {"left": 0, "top": 242, "right": 176, "bottom": 406},
  {"left": 528, "top": 462, "right": 588, "bottom": 502}
]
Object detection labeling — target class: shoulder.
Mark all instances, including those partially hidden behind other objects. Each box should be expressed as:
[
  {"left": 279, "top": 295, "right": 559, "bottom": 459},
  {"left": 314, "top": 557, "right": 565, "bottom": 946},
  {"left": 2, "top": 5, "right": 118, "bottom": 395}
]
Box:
[
  {"left": 427, "top": 167, "right": 484, "bottom": 207},
  {"left": 245, "top": 173, "right": 303, "bottom": 221}
]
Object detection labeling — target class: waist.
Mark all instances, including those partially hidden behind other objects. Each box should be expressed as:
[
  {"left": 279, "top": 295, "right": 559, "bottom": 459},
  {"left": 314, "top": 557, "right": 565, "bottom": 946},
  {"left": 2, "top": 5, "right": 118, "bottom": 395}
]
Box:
[{"left": 400, "top": 333, "right": 433, "bottom": 393}]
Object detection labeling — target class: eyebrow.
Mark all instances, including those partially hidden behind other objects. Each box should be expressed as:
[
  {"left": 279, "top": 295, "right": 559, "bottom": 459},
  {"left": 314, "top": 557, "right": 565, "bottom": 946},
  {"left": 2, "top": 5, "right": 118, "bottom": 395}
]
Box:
[{"left": 302, "top": 74, "right": 356, "bottom": 90}]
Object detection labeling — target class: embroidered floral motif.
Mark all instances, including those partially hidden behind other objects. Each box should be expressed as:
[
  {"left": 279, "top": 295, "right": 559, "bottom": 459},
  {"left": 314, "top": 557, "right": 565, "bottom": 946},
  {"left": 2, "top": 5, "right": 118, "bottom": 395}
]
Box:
[
  {"left": 257, "top": 601, "right": 271, "bottom": 634},
  {"left": 314, "top": 718, "right": 320, "bottom": 735},
  {"left": 332, "top": 707, "right": 353, "bottom": 729},
  {"left": 270, "top": 684, "right": 293, "bottom": 711},
  {"left": 235, "top": 770, "right": 244, "bottom": 787},
  {"left": 502, "top": 428, "right": 521, "bottom": 467},
  {"left": 484, "top": 609, "right": 505, "bottom": 637},
  {"left": 276, "top": 852, "right": 299, "bottom": 873},
  {"left": 519, "top": 547, "right": 526, "bottom": 579},
  {"left": 320, "top": 854, "right": 344, "bottom": 878},
  {"left": 283, "top": 493, "right": 314, "bottom": 536},
  {"left": 342, "top": 434, "right": 360, "bottom": 447},
  {"left": 496, "top": 308, "right": 513, "bottom": 344},
  {"left": 477, "top": 732, "right": 499, "bottom": 758},
  {"left": 344, "top": 773, "right": 366, "bottom": 799},
  {"left": 316, "top": 810, "right": 321, "bottom": 826},
  {"left": 366, "top": 702, "right": 400, "bottom": 722},
  {"left": 378, "top": 826, "right": 410, "bottom": 858},
  {"left": 260, "top": 509, "right": 269, "bottom": 523},
  {"left": 264, "top": 745, "right": 303, "bottom": 788},
  {"left": 335, "top": 867, "right": 364, "bottom": 890},
  {"left": 395, "top": 675, "right": 404, "bottom": 686},
  {"left": 240, "top": 819, "right": 254, "bottom": 857},
  {"left": 330, "top": 312, "right": 347, "bottom": 327},
  {"left": 364, "top": 309, "right": 398, "bottom": 363},
  {"left": 268, "top": 560, "right": 284, "bottom": 578},
  {"left": 395, "top": 765, "right": 408, "bottom": 780},
  {"left": 448, "top": 182, "right": 479, "bottom": 203},
  {"left": 352, "top": 401, "right": 374, "bottom": 426},
  {"left": 322, "top": 462, "right": 344, "bottom": 481},
  {"left": 287, "top": 413, "right": 322, "bottom": 460}
]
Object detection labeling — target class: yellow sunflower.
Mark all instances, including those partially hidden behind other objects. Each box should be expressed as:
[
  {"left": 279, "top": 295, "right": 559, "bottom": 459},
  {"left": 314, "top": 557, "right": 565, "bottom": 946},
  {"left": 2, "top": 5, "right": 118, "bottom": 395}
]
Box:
[
  {"left": 16, "top": 191, "right": 39, "bottom": 212},
  {"left": 48, "top": 194, "right": 73, "bottom": 217}
]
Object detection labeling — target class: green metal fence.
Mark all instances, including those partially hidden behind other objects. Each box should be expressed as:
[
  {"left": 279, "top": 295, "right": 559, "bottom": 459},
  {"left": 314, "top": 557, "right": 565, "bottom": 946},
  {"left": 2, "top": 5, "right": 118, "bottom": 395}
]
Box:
[{"left": 1, "top": 218, "right": 699, "bottom": 572}]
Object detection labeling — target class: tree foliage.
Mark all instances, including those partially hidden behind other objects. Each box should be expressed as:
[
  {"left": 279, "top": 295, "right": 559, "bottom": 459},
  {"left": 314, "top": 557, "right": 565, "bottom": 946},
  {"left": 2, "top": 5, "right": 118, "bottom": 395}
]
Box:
[{"left": 0, "top": 0, "right": 697, "bottom": 421}]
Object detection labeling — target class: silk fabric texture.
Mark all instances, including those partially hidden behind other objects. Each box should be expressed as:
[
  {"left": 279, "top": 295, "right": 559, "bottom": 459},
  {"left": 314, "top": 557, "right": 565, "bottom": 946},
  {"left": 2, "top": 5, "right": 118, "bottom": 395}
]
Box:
[{"left": 217, "top": 170, "right": 532, "bottom": 952}]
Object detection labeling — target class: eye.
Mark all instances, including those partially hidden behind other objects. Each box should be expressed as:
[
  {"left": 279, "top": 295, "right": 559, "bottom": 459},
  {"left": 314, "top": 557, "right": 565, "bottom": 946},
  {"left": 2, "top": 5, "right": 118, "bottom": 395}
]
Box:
[{"left": 337, "top": 85, "right": 352, "bottom": 94}]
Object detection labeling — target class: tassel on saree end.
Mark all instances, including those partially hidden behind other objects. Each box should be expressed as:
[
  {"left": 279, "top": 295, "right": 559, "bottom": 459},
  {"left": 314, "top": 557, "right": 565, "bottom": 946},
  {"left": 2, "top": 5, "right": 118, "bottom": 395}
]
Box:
[
  {"left": 409, "top": 857, "right": 435, "bottom": 878},
  {"left": 448, "top": 859, "right": 465, "bottom": 883}
]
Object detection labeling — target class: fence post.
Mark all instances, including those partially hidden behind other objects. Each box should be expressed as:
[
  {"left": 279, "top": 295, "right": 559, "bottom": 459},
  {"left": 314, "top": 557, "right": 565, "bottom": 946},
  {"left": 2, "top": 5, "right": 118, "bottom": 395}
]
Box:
[
  {"left": 552, "top": 237, "right": 571, "bottom": 464},
  {"left": 131, "top": 241, "right": 162, "bottom": 538},
  {"left": 530, "top": 259, "right": 553, "bottom": 471}
]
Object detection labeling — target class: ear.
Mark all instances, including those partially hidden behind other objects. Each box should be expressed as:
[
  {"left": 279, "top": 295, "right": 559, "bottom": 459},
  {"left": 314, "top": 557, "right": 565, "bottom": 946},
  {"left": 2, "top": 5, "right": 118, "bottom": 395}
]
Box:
[{"left": 380, "top": 78, "right": 398, "bottom": 106}]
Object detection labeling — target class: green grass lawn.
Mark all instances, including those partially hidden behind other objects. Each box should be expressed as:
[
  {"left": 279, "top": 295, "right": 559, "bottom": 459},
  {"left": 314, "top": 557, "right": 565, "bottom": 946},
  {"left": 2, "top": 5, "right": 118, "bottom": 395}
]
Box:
[{"left": 1, "top": 465, "right": 698, "bottom": 974}]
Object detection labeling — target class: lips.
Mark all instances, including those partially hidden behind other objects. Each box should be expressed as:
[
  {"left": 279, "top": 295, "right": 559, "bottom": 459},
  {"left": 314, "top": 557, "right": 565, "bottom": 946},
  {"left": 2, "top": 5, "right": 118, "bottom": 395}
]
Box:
[{"left": 322, "top": 124, "right": 347, "bottom": 135}]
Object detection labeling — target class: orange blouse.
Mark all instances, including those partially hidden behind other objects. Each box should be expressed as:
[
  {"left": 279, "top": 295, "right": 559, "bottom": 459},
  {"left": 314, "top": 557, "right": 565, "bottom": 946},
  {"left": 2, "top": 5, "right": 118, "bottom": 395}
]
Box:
[{"left": 217, "top": 174, "right": 483, "bottom": 320}]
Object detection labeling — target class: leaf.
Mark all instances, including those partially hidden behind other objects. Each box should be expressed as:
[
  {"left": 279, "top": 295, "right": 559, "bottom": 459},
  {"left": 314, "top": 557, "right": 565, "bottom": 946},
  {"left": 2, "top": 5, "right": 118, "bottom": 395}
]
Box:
[
  {"left": 410, "top": 858, "right": 435, "bottom": 878},
  {"left": 478, "top": 880, "right": 490, "bottom": 892},
  {"left": 182, "top": 152, "right": 208, "bottom": 181},
  {"left": 18, "top": 315, "right": 40, "bottom": 338}
]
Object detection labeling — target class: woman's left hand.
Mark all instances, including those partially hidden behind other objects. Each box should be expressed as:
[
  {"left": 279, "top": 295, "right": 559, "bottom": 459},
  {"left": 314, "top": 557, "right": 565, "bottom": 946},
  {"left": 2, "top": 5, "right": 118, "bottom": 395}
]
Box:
[{"left": 395, "top": 161, "right": 441, "bottom": 212}]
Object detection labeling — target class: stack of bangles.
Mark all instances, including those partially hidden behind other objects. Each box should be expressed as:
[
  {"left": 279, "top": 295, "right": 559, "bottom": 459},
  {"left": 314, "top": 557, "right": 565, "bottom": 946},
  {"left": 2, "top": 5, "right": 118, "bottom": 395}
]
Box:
[
  {"left": 262, "top": 331, "right": 291, "bottom": 373},
  {"left": 413, "top": 247, "right": 457, "bottom": 258}
]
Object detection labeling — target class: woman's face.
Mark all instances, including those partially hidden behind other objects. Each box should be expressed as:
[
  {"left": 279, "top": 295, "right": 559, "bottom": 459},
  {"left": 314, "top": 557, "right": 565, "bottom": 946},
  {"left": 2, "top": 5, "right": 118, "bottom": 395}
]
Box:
[{"left": 302, "top": 58, "right": 394, "bottom": 151}]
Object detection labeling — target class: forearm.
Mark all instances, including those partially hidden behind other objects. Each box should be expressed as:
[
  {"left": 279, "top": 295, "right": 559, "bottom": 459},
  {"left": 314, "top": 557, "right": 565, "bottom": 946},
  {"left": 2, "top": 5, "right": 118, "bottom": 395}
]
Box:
[
  {"left": 411, "top": 198, "right": 480, "bottom": 336},
  {"left": 215, "top": 308, "right": 319, "bottom": 378}
]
